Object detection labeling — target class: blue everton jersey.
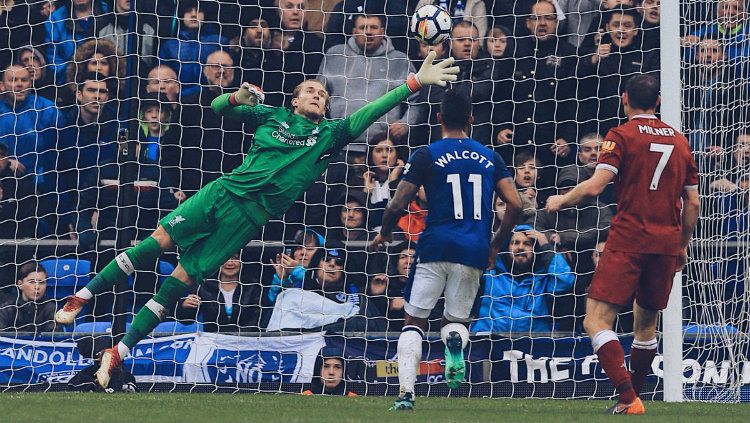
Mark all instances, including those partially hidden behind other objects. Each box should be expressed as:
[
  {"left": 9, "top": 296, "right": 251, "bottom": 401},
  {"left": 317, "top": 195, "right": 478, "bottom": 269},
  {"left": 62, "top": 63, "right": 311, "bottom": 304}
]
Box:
[{"left": 402, "top": 138, "right": 511, "bottom": 269}]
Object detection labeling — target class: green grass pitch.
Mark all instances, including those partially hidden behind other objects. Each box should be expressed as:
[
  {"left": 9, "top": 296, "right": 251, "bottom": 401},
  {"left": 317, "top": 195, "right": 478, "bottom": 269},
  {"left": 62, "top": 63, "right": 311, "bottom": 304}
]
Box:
[{"left": 1, "top": 393, "right": 749, "bottom": 423}]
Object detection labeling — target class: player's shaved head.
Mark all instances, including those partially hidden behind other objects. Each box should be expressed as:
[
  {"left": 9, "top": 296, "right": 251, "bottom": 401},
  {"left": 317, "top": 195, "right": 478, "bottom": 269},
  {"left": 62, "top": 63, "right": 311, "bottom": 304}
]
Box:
[
  {"left": 625, "top": 74, "right": 659, "bottom": 110},
  {"left": 439, "top": 90, "right": 472, "bottom": 130}
]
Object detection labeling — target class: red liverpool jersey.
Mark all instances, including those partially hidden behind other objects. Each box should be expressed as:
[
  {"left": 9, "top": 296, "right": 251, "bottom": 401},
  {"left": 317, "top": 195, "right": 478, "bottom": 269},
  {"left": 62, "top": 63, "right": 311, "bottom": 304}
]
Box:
[{"left": 597, "top": 114, "right": 699, "bottom": 256}]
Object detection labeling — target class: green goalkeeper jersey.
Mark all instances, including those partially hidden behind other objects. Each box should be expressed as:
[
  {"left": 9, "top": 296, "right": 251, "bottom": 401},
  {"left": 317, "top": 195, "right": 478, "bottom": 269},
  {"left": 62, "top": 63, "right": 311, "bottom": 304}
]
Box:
[{"left": 211, "top": 83, "right": 413, "bottom": 218}]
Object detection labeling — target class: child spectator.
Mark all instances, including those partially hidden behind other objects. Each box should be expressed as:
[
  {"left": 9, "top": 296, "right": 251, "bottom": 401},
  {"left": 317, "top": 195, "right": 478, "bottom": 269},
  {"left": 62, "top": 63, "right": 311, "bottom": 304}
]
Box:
[
  {"left": 302, "top": 348, "right": 358, "bottom": 396},
  {"left": 0, "top": 261, "right": 57, "bottom": 333}
]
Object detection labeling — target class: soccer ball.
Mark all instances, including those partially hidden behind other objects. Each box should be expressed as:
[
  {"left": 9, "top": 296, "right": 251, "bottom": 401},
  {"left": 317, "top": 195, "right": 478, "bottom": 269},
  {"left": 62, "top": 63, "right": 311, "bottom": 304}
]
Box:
[{"left": 410, "top": 5, "right": 452, "bottom": 46}]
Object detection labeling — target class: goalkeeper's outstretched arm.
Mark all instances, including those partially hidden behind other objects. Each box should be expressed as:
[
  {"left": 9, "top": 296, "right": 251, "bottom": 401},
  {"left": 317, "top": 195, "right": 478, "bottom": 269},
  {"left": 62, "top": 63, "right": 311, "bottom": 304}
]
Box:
[
  {"left": 211, "top": 83, "right": 273, "bottom": 127},
  {"left": 341, "top": 51, "right": 459, "bottom": 142}
]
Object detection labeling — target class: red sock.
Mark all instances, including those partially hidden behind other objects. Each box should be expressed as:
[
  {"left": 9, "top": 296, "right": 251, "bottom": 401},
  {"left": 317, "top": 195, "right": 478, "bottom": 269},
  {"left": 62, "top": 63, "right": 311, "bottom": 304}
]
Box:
[
  {"left": 630, "top": 339, "right": 658, "bottom": 395},
  {"left": 597, "top": 340, "right": 637, "bottom": 404}
]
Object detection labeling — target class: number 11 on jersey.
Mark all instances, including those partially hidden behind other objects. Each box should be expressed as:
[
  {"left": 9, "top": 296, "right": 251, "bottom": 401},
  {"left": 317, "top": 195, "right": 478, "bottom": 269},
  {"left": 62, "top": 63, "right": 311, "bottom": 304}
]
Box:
[{"left": 447, "top": 173, "right": 482, "bottom": 220}]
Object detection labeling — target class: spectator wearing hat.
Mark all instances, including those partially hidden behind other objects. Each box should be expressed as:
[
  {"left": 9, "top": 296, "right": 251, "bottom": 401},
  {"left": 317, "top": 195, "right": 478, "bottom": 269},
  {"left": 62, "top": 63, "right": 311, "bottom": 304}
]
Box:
[
  {"left": 302, "top": 348, "right": 358, "bottom": 396},
  {"left": 16, "top": 46, "right": 56, "bottom": 102},
  {"left": 302, "top": 247, "right": 361, "bottom": 305},
  {"left": 158, "top": 0, "right": 227, "bottom": 98},
  {"left": 472, "top": 225, "right": 575, "bottom": 333},
  {"left": 533, "top": 164, "right": 611, "bottom": 332},
  {"left": 318, "top": 12, "right": 418, "bottom": 145}
]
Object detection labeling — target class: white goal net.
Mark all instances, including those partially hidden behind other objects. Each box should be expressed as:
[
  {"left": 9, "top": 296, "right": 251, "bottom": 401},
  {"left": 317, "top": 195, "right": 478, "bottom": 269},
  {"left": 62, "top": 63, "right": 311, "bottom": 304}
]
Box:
[{"left": 0, "top": 0, "right": 746, "bottom": 401}]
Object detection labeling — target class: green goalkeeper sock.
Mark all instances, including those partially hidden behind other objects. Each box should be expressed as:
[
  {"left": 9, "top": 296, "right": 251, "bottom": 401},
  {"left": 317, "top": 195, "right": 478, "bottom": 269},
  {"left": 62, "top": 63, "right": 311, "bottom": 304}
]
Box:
[
  {"left": 77, "top": 237, "right": 162, "bottom": 299},
  {"left": 121, "top": 276, "right": 191, "bottom": 349}
]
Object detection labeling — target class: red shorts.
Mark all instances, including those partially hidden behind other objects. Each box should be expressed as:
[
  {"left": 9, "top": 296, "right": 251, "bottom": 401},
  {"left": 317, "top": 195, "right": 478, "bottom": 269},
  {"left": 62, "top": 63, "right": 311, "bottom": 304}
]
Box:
[{"left": 588, "top": 248, "right": 678, "bottom": 311}]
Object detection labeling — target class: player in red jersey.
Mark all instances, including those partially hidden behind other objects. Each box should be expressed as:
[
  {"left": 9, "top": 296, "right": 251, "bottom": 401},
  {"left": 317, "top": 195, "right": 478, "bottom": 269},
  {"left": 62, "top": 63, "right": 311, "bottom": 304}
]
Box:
[{"left": 546, "top": 74, "right": 700, "bottom": 415}]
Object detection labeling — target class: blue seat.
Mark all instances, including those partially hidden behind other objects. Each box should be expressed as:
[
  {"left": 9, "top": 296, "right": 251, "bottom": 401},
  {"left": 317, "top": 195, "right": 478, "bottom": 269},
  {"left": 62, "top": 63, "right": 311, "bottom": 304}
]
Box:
[
  {"left": 74, "top": 322, "right": 112, "bottom": 333},
  {"left": 684, "top": 323, "right": 739, "bottom": 335},
  {"left": 40, "top": 259, "right": 92, "bottom": 300},
  {"left": 153, "top": 321, "right": 202, "bottom": 333}
]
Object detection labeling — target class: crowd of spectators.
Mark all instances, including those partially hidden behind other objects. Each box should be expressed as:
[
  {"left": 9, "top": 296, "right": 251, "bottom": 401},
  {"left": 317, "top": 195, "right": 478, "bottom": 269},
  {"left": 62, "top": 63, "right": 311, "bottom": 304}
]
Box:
[{"left": 0, "top": 0, "right": 747, "bottom": 335}]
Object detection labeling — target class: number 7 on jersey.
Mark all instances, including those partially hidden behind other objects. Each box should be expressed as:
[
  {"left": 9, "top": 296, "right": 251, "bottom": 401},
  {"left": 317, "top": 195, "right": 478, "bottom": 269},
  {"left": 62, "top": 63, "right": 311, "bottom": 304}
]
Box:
[{"left": 649, "top": 143, "right": 674, "bottom": 191}]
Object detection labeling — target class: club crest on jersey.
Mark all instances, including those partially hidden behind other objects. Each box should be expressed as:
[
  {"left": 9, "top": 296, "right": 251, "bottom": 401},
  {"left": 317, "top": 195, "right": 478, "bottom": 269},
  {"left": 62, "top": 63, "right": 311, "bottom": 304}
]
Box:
[
  {"left": 601, "top": 140, "right": 616, "bottom": 154},
  {"left": 168, "top": 215, "right": 186, "bottom": 227}
]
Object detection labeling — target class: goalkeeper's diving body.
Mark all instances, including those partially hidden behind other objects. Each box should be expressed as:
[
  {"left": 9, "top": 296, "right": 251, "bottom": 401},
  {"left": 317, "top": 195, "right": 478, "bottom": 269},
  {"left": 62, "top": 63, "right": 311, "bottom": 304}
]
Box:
[{"left": 55, "top": 52, "right": 459, "bottom": 389}]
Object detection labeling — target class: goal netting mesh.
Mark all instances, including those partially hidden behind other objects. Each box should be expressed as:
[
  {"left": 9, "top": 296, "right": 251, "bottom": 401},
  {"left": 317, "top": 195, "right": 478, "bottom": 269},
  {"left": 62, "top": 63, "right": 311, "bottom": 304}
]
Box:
[
  {"left": 680, "top": 0, "right": 750, "bottom": 403},
  {"left": 0, "top": 0, "right": 747, "bottom": 401}
]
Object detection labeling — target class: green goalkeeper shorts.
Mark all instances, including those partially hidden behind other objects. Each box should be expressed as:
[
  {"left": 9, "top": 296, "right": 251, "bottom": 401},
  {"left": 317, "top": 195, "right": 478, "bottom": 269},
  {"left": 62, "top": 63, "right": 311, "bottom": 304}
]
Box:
[{"left": 160, "top": 180, "right": 271, "bottom": 283}]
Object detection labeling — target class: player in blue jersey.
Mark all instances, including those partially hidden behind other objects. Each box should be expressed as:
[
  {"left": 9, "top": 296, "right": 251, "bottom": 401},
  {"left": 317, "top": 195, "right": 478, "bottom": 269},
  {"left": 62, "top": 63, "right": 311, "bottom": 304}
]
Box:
[{"left": 369, "top": 91, "right": 522, "bottom": 411}]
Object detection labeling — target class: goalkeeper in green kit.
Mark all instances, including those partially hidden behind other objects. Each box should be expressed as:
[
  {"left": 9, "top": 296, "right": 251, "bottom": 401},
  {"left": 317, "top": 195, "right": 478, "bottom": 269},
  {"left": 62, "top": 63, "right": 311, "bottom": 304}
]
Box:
[{"left": 55, "top": 52, "right": 458, "bottom": 389}]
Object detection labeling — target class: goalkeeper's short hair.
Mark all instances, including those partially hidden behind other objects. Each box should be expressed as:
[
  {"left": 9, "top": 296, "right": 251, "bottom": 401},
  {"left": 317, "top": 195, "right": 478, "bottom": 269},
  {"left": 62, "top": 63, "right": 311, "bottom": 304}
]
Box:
[{"left": 440, "top": 90, "right": 472, "bottom": 131}]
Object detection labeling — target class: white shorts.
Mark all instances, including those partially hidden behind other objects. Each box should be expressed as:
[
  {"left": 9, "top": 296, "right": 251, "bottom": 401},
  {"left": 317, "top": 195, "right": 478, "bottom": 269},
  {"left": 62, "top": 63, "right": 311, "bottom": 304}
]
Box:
[{"left": 404, "top": 261, "right": 483, "bottom": 322}]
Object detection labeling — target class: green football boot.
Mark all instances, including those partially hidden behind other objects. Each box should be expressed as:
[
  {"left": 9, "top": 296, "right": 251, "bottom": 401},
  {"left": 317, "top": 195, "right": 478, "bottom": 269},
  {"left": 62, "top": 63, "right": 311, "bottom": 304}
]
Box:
[
  {"left": 444, "top": 331, "right": 465, "bottom": 389},
  {"left": 390, "top": 392, "right": 415, "bottom": 411}
]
